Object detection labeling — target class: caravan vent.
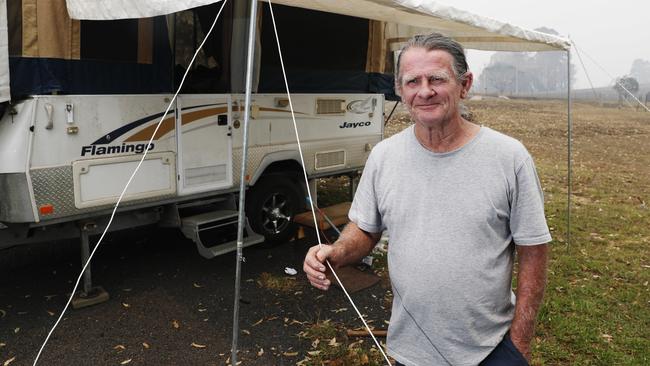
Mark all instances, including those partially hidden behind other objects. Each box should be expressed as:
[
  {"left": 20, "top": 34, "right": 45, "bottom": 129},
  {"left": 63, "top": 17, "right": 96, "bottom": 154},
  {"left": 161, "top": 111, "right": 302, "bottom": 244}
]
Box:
[
  {"left": 315, "top": 150, "right": 346, "bottom": 170},
  {"left": 316, "top": 99, "right": 346, "bottom": 114}
]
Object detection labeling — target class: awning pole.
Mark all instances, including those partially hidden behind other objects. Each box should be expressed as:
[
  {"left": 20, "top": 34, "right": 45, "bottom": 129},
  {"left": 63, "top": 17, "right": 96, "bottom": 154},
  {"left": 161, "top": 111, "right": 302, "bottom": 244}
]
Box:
[
  {"left": 232, "top": 0, "right": 258, "bottom": 364},
  {"left": 566, "top": 49, "right": 572, "bottom": 248}
]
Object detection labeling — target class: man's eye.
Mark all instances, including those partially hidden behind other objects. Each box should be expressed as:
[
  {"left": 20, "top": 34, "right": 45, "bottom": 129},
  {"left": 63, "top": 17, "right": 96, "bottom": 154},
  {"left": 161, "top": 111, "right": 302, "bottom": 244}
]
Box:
[{"left": 406, "top": 79, "right": 417, "bottom": 85}]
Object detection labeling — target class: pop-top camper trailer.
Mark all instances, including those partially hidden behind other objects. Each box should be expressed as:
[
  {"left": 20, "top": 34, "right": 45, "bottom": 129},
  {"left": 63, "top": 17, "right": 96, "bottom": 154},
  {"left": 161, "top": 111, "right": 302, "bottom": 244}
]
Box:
[
  {"left": 0, "top": 0, "right": 570, "bottom": 263},
  {"left": 0, "top": 1, "right": 400, "bottom": 258}
]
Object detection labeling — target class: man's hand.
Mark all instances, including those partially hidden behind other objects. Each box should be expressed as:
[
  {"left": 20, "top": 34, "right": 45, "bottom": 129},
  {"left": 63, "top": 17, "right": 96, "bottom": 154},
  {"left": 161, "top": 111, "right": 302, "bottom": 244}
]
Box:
[
  {"left": 303, "top": 222, "right": 381, "bottom": 291},
  {"left": 303, "top": 245, "right": 336, "bottom": 290}
]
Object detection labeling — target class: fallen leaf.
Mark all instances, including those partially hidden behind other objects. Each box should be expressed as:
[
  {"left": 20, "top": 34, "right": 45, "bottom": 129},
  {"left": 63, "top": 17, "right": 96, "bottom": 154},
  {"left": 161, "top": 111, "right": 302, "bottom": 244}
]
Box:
[
  {"left": 242, "top": 329, "right": 250, "bottom": 335},
  {"left": 46, "top": 310, "right": 55, "bottom": 316},
  {"left": 142, "top": 342, "right": 150, "bottom": 349},
  {"left": 122, "top": 303, "right": 130, "bottom": 308},
  {"left": 0, "top": 343, "right": 5, "bottom": 347},
  {"left": 0, "top": 310, "right": 5, "bottom": 318},
  {"left": 172, "top": 320, "right": 180, "bottom": 329},
  {"left": 360, "top": 353, "right": 369, "bottom": 364},
  {"left": 307, "top": 350, "right": 321, "bottom": 356},
  {"left": 328, "top": 337, "right": 340, "bottom": 347},
  {"left": 193, "top": 283, "right": 203, "bottom": 288},
  {"left": 257, "top": 348, "right": 264, "bottom": 356},
  {"left": 13, "top": 328, "right": 19, "bottom": 334},
  {"left": 120, "top": 359, "right": 132, "bottom": 365},
  {"left": 282, "top": 351, "right": 298, "bottom": 357},
  {"left": 311, "top": 339, "right": 320, "bottom": 348},
  {"left": 252, "top": 318, "right": 264, "bottom": 326},
  {"left": 44, "top": 295, "right": 56, "bottom": 301},
  {"left": 191, "top": 342, "right": 206, "bottom": 348},
  {"left": 3, "top": 356, "right": 16, "bottom": 366},
  {"left": 122, "top": 288, "right": 132, "bottom": 292},
  {"left": 601, "top": 334, "right": 613, "bottom": 343},
  {"left": 113, "top": 345, "right": 126, "bottom": 351},
  {"left": 197, "top": 308, "right": 207, "bottom": 312}
]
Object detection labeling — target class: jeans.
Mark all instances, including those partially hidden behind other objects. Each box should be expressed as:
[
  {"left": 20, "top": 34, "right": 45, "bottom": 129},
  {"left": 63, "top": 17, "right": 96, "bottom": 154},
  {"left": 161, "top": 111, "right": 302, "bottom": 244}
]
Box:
[{"left": 393, "top": 333, "right": 529, "bottom": 366}]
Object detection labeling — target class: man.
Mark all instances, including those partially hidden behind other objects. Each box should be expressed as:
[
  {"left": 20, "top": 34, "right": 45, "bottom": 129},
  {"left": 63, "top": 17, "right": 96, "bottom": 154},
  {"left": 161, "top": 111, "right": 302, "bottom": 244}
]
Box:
[{"left": 303, "top": 33, "right": 551, "bottom": 366}]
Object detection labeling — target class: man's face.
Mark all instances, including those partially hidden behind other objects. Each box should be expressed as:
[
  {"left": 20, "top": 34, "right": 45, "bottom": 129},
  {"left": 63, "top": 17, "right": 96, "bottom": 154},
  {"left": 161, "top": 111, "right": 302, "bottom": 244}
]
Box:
[{"left": 397, "top": 48, "right": 472, "bottom": 128}]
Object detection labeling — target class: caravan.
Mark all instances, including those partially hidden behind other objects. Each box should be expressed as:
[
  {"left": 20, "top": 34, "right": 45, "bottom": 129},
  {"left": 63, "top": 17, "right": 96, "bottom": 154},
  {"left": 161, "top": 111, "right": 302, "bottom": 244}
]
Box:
[{"left": 0, "top": 1, "right": 396, "bottom": 258}]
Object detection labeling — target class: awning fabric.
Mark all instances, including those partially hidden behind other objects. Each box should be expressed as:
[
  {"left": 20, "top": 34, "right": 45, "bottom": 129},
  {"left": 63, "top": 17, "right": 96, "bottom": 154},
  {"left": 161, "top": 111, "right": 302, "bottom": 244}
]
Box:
[
  {"left": 65, "top": 0, "right": 222, "bottom": 21},
  {"left": 0, "top": 0, "right": 10, "bottom": 102},
  {"left": 65, "top": 0, "right": 570, "bottom": 51}
]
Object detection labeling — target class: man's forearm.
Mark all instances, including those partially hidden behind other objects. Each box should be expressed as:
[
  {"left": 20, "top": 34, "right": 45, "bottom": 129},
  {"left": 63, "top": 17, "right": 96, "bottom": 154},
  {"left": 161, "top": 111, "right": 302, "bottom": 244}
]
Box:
[
  {"left": 510, "top": 244, "right": 549, "bottom": 358},
  {"left": 329, "top": 222, "right": 381, "bottom": 267}
]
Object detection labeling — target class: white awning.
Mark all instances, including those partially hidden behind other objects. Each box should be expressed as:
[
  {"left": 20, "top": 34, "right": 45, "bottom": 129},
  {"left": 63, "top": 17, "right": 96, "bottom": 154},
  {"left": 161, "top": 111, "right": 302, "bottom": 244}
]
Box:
[
  {"left": 65, "top": 0, "right": 570, "bottom": 52},
  {"left": 65, "top": 0, "right": 222, "bottom": 21},
  {"left": 0, "top": 0, "right": 10, "bottom": 103}
]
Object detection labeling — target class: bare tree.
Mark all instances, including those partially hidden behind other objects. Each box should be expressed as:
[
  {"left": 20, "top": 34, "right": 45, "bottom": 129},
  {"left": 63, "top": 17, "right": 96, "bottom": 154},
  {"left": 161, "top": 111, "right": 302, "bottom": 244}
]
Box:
[{"left": 613, "top": 75, "right": 639, "bottom": 106}]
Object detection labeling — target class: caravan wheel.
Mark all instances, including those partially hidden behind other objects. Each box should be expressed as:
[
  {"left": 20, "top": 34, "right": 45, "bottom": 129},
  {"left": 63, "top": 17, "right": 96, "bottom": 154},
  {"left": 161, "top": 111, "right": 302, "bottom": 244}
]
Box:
[{"left": 246, "top": 175, "right": 301, "bottom": 245}]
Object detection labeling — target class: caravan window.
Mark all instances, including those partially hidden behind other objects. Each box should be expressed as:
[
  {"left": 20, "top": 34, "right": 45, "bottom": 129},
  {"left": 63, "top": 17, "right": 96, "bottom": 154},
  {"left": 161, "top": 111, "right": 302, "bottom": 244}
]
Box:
[{"left": 81, "top": 20, "right": 139, "bottom": 62}]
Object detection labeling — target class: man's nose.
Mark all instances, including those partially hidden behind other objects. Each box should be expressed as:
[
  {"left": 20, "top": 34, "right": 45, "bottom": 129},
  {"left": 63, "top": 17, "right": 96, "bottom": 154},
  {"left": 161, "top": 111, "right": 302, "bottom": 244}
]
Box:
[{"left": 417, "top": 82, "right": 436, "bottom": 97}]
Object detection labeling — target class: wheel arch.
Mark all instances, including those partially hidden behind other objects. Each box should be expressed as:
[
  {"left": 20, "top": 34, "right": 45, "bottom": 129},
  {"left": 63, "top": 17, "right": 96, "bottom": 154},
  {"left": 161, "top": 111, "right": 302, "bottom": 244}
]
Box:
[{"left": 250, "top": 150, "right": 305, "bottom": 183}]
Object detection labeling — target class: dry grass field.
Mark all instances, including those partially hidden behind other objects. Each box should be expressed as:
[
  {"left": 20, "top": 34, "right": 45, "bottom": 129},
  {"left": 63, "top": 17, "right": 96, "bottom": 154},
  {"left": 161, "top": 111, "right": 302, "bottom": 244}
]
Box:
[
  {"left": 469, "top": 99, "right": 649, "bottom": 365},
  {"left": 318, "top": 99, "right": 650, "bottom": 365}
]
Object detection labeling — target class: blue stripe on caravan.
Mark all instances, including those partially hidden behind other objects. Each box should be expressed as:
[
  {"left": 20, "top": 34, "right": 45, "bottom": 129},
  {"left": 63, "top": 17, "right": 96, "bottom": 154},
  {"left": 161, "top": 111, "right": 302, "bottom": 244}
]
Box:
[{"left": 91, "top": 103, "right": 225, "bottom": 145}]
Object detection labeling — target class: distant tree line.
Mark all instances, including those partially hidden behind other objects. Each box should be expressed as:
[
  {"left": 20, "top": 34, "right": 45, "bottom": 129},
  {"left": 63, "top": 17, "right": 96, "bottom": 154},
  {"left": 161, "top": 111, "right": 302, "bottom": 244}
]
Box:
[{"left": 474, "top": 27, "right": 576, "bottom": 96}]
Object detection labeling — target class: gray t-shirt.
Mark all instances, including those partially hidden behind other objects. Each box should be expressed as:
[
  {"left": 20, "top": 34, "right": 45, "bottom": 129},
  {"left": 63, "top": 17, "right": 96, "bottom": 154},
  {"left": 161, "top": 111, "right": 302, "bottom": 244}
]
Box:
[{"left": 349, "top": 125, "right": 551, "bottom": 366}]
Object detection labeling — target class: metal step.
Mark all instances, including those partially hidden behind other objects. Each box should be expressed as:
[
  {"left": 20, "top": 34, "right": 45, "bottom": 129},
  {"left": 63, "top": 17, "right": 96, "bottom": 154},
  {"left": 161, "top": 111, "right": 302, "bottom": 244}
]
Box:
[{"left": 180, "top": 210, "right": 264, "bottom": 259}]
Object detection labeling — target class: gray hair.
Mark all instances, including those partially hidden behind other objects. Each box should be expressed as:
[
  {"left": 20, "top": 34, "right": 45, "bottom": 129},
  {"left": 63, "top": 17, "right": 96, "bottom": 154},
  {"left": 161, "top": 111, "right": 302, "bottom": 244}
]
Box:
[{"left": 394, "top": 32, "right": 469, "bottom": 88}]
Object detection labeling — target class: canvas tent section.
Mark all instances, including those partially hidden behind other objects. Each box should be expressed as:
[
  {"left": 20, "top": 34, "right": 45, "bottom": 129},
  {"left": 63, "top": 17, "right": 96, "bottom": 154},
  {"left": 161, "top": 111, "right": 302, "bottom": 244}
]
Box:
[
  {"left": 257, "top": 4, "right": 396, "bottom": 98},
  {"left": 6, "top": 0, "right": 172, "bottom": 97}
]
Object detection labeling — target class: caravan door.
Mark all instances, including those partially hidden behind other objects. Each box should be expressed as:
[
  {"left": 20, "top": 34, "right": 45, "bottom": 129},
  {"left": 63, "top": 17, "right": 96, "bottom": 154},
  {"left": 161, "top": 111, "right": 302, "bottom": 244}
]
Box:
[{"left": 176, "top": 95, "right": 233, "bottom": 195}]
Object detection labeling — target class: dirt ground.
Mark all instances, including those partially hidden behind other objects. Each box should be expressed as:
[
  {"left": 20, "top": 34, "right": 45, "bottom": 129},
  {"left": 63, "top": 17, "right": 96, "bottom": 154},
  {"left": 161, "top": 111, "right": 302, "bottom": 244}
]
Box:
[{"left": 0, "top": 226, "right": 390, "bottom": 366}]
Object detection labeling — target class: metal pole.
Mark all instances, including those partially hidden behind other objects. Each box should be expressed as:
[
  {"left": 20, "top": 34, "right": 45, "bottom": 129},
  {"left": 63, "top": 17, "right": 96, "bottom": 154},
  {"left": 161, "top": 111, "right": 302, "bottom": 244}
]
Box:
[
  {"left": 566, "top": 49, "right": 572, "bottom": 248},
  {"left": 232, "top": 0, "right": 258, "bottom": 364}
]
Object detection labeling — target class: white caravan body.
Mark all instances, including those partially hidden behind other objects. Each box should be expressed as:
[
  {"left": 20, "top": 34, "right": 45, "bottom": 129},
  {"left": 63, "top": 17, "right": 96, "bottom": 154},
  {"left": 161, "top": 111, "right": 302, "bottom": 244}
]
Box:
[{"left": 0, "top": 92, "right": 382, "bottom": 247}]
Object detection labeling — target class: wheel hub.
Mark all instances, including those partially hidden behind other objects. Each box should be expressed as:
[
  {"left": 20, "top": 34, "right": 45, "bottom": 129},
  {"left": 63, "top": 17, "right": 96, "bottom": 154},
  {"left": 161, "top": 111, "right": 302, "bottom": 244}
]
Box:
[{"left": 261, "top": 193, "right": 291, "bottom": 234}]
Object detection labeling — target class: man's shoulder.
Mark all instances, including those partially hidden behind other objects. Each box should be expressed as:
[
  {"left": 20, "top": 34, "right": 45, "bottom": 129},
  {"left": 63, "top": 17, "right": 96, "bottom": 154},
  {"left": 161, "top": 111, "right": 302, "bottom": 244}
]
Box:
[
  {"left": 480, "top": 126, "right": 530, "bottom": 158},
  {"left": 371, "top": 125, "right": 412, "bottom": 155}
]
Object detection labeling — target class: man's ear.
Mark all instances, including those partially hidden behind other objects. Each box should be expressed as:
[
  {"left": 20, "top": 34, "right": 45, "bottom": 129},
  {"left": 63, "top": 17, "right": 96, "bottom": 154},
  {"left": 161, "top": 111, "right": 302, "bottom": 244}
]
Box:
[{"left": 460, "top": 72, "right": 473, "bottom": 99}]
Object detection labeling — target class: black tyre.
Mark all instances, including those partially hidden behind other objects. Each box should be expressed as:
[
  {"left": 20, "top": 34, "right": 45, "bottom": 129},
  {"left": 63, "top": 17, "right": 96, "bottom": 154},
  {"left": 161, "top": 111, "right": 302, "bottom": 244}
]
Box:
[{"left": 246, "top": 175, "right": 302, "bottom": 245}]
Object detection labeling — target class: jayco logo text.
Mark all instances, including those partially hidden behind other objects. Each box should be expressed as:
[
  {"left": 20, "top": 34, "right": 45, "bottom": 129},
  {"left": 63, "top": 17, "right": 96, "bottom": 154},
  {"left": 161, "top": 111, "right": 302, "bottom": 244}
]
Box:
[{"left": 339, "top": 121, "right": 371, "bottom": 129}]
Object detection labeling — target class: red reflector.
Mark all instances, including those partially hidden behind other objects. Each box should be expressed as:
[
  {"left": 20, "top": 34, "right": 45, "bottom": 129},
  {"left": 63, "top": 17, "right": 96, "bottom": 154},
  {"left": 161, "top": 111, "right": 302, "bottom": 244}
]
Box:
[
  {"left": 245, "top": 175, "right": 250, "bottom": 181},
  {"left": 40, "top": 205, "right": 54, "bottom": 215}
]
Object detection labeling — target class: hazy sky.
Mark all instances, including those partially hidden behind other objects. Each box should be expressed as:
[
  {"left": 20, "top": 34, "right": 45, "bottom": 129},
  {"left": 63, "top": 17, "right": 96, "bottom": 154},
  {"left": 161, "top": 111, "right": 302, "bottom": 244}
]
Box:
[{"left": 447, "top": 0, "right": 650, "bottom": 89}]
